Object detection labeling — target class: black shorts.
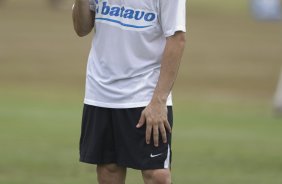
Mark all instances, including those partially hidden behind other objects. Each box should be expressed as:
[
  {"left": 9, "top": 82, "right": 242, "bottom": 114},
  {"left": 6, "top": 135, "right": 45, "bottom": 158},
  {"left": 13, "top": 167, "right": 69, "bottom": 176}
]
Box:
[{"left": 79, "top": 104, "right": 173, "bottom": 170}]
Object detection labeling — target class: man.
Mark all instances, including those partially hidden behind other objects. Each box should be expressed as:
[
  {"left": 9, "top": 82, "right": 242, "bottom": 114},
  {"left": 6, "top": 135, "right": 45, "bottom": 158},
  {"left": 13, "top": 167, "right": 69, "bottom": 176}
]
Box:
[{"left": 72, "top": 0, "right": 186, "bottom": 183}]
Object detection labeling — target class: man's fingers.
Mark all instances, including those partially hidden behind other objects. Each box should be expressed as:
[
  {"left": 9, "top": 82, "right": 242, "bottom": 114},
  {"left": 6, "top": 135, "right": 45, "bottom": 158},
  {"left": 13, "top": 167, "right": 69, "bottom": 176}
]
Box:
[
  {"left": 140, "top": 106, "right": 170, "bottom": 146},
  {"left": 136, "top": 111, "right": 145, "bottom": 128},
  {"left": 153, "top": 125, "right": 159, "bottom": 147},
  {"left": 164, "top": 120, "right": 172, "bottom": 133},
  {"left": 159, "top": 123, "right": 167, "bottom": 144},
  {"left": 146, "top": 123, "right": 152, "bottom": 144}
]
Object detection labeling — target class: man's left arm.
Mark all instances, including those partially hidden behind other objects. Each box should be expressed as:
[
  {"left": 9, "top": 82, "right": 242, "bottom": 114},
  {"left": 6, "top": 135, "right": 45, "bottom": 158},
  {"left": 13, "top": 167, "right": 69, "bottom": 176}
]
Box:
[{"left": 136, "top": 31, "right": 186, "bottom": 147}]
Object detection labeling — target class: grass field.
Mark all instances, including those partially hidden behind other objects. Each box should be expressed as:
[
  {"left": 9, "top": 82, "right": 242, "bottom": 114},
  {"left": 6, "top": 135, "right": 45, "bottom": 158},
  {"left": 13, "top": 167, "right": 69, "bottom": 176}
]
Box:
[{"left": 1, "top": 0, "right": 282, "bottom": 183}]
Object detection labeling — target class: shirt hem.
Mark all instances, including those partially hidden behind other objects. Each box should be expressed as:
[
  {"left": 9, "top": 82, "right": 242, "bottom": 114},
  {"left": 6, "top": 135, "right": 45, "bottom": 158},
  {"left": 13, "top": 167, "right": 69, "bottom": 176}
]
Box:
[
  {"left": 84, "top": 98, "right": 173, "bottom": 108},
  {"left": 164, "top": 25, "right": 186, "bottom": 37}
]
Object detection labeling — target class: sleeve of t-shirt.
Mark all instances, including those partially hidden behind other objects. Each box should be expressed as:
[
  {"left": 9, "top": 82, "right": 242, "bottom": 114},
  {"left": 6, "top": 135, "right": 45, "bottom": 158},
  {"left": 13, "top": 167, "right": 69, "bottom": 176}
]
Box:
[{"left": 159, "top": 0, "right": 186, "bottom": 37}]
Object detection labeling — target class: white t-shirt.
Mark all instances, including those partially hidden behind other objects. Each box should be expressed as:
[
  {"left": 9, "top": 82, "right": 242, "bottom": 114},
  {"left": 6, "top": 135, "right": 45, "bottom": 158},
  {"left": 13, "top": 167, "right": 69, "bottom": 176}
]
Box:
[{"left": 84, "top": 0, "right": 186, "bottom": 108}]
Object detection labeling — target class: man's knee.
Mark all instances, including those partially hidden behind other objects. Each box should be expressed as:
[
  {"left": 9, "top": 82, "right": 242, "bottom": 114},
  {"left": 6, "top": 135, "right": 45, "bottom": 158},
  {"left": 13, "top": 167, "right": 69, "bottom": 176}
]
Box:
[
  {"left": 97, "top": 164, "right": 126, "bottom": 184},
  {"left": 97, "top": 164, "right": 123, "bottom": 174},
  {"left": 142, "top": 169, "right": 171, "bottom": 184}
]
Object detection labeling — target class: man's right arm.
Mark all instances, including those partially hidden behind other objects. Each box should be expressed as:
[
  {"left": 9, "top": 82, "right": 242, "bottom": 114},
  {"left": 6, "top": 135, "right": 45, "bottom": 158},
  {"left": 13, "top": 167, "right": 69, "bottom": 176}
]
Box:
[{"left": 72, "top": 0, "right": 94, "bottom": 37}]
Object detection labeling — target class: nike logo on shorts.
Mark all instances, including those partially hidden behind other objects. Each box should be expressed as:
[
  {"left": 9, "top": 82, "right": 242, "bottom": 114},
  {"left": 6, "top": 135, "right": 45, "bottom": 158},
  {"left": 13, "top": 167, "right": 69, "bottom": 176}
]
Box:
[{"left": 150, "top": 153, "right": 163, "bottom": 158}]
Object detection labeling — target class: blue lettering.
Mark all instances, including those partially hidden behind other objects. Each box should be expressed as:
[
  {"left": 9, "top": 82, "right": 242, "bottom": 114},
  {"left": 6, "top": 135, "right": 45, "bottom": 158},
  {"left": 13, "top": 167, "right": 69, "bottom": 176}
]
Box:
[
  {"left": 144, "top": 13, "right": 155, "bottom": 22},
  {"left": 134, "top": 11, "right": 145, "bottom": 20},
  {"left": 120, "top": 7, "right": 125, "bottom": 17},
  {"left": 101, "top": 2, "right": 110, "bottom": 15},
  {"left": 109, "top": 7, "right": 120, "bottom": 16},
  {"left": 97, "top": 2, "right": 157, "bottom": 27},
  {"left": 123, "top": 9, "right": 134, "bottom": 19}
]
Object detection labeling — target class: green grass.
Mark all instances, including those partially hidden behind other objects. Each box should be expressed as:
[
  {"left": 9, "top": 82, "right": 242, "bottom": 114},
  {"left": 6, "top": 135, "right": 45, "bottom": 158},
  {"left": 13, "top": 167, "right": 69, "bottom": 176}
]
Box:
[
  {"left": 1, "top": 89, "right": 282, "bottom": 183},
  {"left": 1, "top": 0, "right": 282, "bottom": 183},
  {"left": 173, "top": 101, "right": 282, "bottom": 183}
]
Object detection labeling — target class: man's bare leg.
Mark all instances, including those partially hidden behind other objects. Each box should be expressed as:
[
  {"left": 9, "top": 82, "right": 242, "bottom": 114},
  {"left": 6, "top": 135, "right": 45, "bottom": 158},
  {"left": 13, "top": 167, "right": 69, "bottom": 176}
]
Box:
[
  {"left": 97, "top": 164, "right": 126, "bottom": 184},
  {"left": 142, "top": 169, "right": 171, "bottom": 184}
]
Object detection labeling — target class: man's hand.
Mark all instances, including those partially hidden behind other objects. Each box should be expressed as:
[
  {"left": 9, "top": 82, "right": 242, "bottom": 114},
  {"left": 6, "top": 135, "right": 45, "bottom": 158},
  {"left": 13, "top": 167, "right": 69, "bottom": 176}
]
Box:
[{"left": 136, "top": 100, "right": 172, "bottom": 147}]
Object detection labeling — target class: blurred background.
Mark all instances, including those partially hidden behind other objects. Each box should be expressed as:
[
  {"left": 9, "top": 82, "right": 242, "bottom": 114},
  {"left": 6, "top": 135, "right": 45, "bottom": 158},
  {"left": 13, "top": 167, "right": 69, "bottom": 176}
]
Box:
[{"left": 1, "top": 0, "right": 282, "bottom": 183}]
